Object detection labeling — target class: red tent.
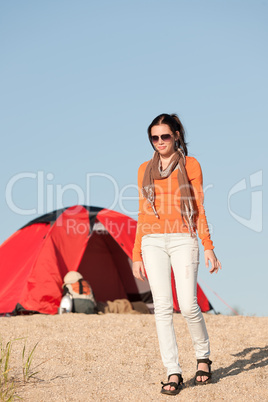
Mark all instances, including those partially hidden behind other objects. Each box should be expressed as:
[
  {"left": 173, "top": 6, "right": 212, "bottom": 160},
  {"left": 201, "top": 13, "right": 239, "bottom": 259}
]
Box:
[{"left": 0, "top": 206, "right": 213, "bottom": 315}]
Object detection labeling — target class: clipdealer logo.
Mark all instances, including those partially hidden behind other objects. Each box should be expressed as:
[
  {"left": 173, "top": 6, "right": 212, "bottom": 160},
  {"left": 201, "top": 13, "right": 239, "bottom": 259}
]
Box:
[{"left": 5, "top": 170, "right": 263, "bottom": 233}]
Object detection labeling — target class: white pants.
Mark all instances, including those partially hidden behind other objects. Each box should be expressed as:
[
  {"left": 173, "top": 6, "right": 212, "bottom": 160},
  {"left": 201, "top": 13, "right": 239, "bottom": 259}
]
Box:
[{"left": 141, "top": 233, "right": 210, "bottom": 377}]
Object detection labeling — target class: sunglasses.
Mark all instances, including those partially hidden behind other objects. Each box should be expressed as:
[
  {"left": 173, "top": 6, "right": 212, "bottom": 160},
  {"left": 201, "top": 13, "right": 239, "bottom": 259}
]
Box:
[{"left": 151, "top": 134, "right": 172, "bottom": 144}]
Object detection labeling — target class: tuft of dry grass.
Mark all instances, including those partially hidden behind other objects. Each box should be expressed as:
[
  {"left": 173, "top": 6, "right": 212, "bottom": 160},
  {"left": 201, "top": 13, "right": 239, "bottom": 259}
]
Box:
[
  {"left": 0, "top": 338, "right": 41, "bottom": 401},
  {"left": 0, "top": 340, "right": 16, "bottom": 401}
]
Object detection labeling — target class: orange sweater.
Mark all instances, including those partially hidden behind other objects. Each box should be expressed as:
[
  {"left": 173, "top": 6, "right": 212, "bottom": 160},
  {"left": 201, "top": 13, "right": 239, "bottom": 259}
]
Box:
[{"left": 132, "top": 156, "right": 214, "bottom": 262}]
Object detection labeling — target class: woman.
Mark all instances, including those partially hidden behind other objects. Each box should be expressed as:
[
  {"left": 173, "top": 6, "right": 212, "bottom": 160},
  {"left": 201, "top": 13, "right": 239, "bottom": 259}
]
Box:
[{"left": 132, "top": 113, "right": 221, "bottom": 395}]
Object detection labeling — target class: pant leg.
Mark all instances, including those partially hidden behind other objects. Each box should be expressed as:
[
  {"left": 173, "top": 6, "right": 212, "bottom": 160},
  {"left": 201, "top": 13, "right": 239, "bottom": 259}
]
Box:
[
  {"left": 141, "top": 234, "right": 182, "bottom": 376},
  {"left": 168, "top": 234, "right": 210, "bottom": 359}
]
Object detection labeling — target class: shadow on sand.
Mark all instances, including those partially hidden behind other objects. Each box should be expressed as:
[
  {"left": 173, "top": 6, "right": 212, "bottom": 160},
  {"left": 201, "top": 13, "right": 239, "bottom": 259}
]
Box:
[
  {"left": 185, "top": 345, "right": 268, "bottom": 387},
  {"left": 216, "top": 345, "right": 268, "bottom": 379}
]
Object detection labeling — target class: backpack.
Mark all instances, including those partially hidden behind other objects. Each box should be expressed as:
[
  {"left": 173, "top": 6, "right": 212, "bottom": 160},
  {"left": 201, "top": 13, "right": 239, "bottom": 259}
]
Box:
[{"left": 62, "top": 278, "right": 97, "bottom": 314}]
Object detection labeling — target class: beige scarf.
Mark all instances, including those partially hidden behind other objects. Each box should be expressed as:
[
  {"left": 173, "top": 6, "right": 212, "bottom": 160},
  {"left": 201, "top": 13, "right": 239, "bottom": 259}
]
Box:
[{"left": 141, "top": 149, "right": 196, "bottom": 234}]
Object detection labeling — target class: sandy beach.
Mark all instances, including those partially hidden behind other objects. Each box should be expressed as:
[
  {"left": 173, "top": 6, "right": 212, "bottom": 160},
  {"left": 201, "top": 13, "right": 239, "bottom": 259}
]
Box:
[{"left": 1, "top": 313, "right": 267, "bottom": 401}]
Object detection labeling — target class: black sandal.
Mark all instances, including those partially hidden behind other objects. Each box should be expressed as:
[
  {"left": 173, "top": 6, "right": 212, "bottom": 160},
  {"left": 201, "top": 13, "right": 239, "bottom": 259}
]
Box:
[
  {"left": 161, "top": 373, "right": 184, "bottom": 395},
  {"left": 194, "top": 358, "right": 212, "bottom": 385}
]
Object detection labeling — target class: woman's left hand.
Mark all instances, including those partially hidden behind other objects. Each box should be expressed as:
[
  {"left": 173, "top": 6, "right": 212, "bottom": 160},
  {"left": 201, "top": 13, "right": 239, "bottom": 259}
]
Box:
[{"left": 204, "top": 250, "right": 222, "bottom": 274}]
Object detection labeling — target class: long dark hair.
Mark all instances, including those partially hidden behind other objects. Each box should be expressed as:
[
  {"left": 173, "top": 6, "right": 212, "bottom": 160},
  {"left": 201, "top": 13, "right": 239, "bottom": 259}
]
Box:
[{"left": 147, "top": 113, "right": 188, "bottom": 156}]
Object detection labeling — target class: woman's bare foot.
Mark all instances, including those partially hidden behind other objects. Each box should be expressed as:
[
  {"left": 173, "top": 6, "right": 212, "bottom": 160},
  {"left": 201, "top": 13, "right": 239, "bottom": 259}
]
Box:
[
  {"left": 196, "top": 362, "right": 209, "bottom": 382},
  {"left": 163, "top": 374, "right": 179, "bottom": 391}
]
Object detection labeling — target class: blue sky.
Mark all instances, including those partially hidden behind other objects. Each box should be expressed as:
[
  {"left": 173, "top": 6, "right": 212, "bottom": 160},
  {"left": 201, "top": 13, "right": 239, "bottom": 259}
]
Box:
[{"left": 1, "top": 0, "right": 267, "bottom": 316}]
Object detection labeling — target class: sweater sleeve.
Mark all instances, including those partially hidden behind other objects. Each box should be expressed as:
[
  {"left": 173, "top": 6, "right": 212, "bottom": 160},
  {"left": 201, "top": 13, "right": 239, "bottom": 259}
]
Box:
[
  {"left": 186, "top": 157, "right": 214, "bottom": 251},
  {"left": 132, "top": 163, "right": 147, "bottom": 262}
]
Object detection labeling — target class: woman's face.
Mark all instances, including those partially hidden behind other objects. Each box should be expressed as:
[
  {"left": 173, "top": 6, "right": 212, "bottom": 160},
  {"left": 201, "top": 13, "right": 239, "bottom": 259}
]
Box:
[{"left": 150, "top": 124, "right": 179, "bottom": 158}]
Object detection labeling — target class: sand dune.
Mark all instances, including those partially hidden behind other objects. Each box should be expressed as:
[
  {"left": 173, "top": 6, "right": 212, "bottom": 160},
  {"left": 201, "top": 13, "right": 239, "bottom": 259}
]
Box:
[{"left": 1, "top": 314, "right": 267, "bottom": 401}]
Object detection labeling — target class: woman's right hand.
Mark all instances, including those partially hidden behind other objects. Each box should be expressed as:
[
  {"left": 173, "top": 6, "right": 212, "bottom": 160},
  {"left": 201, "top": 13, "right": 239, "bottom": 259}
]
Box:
[{"left": 132, "top": 261, "right": 146, "bottom": 281}]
